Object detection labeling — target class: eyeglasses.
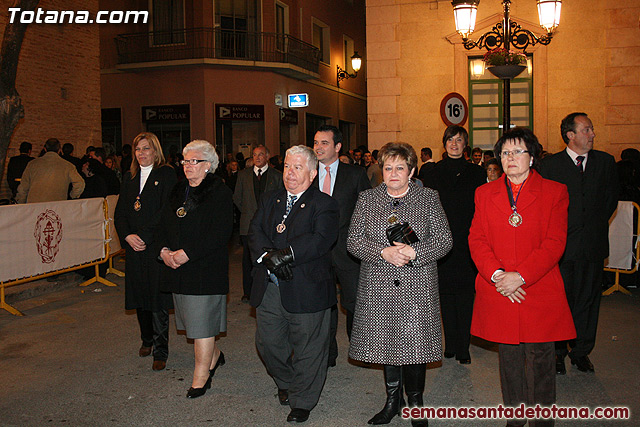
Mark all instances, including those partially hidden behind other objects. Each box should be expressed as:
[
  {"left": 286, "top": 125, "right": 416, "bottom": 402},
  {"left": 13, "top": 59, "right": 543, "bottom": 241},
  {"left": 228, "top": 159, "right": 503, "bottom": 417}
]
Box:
[
  {"left": 180, "top": 159, "right": 208, "bottom": 165},
  {"left": 499, "top": 149, "right": 529, "bottom": 158}
]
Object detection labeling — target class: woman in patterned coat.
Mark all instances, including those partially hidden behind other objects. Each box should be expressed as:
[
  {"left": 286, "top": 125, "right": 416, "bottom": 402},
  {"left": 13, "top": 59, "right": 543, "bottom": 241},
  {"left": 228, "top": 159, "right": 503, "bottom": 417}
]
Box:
[{"left": 347, "top": 142, "right": 453, "bottom": 426}]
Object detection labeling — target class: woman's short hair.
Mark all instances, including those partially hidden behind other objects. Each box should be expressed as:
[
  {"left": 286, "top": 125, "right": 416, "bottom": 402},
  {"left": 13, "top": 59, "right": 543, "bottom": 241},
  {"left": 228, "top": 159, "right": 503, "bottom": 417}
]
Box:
[
  {"left": 378, "top": 142, "right": 418, "bottom": 173},
  {"left": 183, "top": 140, "right": 219, "bottom": 174},
  {"left": 131, "top": 132, "right": 166, "bottom": 176},
  {"left": 493, "top": 127, "right": 543, "bottom": 168},
  {"left": 442, "top": 125, "right": 469, "bottom": 147},
  {"left": 285, "top": 145, "right": 317, "bottom": 171}
]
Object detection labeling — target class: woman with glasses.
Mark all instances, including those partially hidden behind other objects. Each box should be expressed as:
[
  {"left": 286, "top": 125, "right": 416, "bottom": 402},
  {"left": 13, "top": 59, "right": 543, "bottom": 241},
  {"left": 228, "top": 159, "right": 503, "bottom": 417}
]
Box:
[
  {"left": 469, "top": 128, "right": 575, "bottom": 427},
  {"left": 115, "top": 132, "right": 177, "bottom": 371},
  {"left": 158, "top": 140, "right": 233, "bottom": 399},
  {"left": 422, "top": 125, "right": 486, "bottom": 365}
]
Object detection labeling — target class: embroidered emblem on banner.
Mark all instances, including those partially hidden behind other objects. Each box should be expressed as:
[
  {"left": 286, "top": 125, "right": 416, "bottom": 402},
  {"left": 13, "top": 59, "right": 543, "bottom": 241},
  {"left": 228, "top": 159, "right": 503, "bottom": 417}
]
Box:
[{"left": 34, "top": 210, "right": 63, "bottom": 264}]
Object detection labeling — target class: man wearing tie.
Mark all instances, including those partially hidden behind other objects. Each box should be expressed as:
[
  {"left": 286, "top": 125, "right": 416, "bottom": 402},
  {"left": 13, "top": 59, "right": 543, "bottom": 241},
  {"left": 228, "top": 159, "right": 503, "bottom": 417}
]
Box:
[
  {"left": 313, "top": 125, "right": 371, "bottom": 367},
  {"left": 538, "top": 112, "right": 618, "bottom": 374},
  {"left": 234, "top": 145, "right": 283, "bottom": 302},
  {"left": 249, "top": 145, "right": 339, "bottom": 423}
]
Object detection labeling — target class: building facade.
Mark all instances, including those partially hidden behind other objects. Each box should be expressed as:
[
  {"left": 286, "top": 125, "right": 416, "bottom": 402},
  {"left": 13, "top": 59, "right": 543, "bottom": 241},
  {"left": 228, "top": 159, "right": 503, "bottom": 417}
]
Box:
[
  {"left": 366, "top": 0, "right": 640, "bottom": 160},
  {"left": 0, "top": 0, "right": 101, "bottom": 200},
  {"left": 100, "top": 0, "right": 367, "bottom": 160}
]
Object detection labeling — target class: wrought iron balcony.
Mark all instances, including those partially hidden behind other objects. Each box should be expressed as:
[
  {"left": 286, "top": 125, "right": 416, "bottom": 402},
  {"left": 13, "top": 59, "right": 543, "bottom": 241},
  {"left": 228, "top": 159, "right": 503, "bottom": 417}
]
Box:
[{"left": 114, "top": 27, "right": 320, "bottom": 74}]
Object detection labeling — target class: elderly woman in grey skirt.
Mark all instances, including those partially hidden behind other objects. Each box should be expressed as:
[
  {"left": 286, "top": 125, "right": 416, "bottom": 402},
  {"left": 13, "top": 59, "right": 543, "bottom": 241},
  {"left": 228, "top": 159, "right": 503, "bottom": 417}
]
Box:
[
  {"left": 159, "top": 140, "right": 233, "bottom": 399},
  {"left": 347, "top": 142, "right": 452, "bottom": 426}
]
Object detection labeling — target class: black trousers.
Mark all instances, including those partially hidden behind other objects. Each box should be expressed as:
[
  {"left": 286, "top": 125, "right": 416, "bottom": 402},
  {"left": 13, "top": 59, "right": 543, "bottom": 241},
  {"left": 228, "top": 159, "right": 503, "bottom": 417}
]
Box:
[
  {"left": 328, "top": 262, "right": 359, "bottom": 362},
  {"left": 555, "top": 260, "right": 603, "bottom": 359},
  {"left": 136, "top": 309, "right": 169, "bottom": 361},
  {"left": 499, "top": 342, "right": 555, "bottom": 427},
  {"left": 440, "top": 291, "right": 474, "bottom": 360},
  {"left": 240, "top": 235, "right": 253, "bottom": 297},
  {"left": 256, "top": 282, "right": 330, "bottom": 410}
]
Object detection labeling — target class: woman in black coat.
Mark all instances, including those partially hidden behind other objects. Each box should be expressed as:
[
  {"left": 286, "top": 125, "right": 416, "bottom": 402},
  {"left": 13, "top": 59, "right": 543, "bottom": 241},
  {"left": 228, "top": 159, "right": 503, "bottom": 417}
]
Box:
[
  {"left": 114, "top": 132, "right": 177, "bottom": 371},
  {"left": 159, "top": 140, "right": 233, "bottom": 399},
  {"left": 423, "top": 125, "right": 486, "bottom": 364}
]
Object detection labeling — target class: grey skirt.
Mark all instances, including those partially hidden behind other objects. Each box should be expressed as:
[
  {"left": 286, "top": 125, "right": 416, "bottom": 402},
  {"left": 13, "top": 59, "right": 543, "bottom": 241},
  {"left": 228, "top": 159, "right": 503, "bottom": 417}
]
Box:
[{"left": 173, "top": 294, "right": 227, "bottom": 339}]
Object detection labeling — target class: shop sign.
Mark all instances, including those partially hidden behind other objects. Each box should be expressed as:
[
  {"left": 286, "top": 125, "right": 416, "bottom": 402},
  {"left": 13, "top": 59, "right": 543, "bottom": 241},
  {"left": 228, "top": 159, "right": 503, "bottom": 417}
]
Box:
[
  {"left": 279, "top": 108, "right": 298, "bottom": 125},
  {"left": 216, "top": 104, "right": 264, "bottom": 121},
  {"left": 142, "top": 104, "right": 189, "bottom": 122}
]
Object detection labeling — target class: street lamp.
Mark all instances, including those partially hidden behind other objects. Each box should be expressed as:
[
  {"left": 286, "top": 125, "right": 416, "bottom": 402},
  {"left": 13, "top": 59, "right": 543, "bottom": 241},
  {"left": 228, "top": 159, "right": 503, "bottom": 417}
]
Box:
[
  {"left": 451, "top": 0, "right": 561, "bottom": 134},
  {"left": 337, "top": 51, "right": 362, "bottom": 88}
]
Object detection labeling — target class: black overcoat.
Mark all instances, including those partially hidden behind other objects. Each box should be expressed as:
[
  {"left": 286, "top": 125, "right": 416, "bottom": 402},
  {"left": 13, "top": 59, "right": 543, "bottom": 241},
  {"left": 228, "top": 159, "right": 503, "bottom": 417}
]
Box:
[
  {"left": 158, "top": 174, "right": 234, "bottom": 295},
  {"left": 423, "top": 157, "right": 486, "bottom": 293},
  {"left": 114, "top": 165, "right": 177, "bottom": 310}
]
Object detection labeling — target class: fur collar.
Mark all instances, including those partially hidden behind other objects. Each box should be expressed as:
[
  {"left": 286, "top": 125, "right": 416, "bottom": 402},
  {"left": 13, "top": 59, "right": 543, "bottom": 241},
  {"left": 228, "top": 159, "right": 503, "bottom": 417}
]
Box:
[{"left": 170, "top": 174, "right": 222, "bottom": 213}]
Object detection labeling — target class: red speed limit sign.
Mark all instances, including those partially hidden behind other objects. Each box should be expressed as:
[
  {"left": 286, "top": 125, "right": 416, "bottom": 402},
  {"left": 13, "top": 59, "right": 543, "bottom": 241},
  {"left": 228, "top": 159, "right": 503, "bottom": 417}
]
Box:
[{"left": 440, "top": 92, "right": 468, "bottom": 127}]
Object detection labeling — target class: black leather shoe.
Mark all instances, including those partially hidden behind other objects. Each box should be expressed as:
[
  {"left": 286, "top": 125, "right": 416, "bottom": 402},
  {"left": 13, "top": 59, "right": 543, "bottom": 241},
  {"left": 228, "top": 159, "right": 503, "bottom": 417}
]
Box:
[
  {"left": 571, "top": 355, "right": 594, "bottom": 372},
  {"left": 210, "top": 351, "right": 225, "bottom": 377},
  {"left": 186, "top": 376, "right": 212, "bottom": 399},
  {"left": 278, "top": 389, "right": 289, "bottom": 405},
  {"left": 287, "top": 408, "right": 310, "bottom": 423},
  {"left": 458, "top": 358, "right": 471, "bottom": 365},
  {"left": 444, "top": 352, "right": 455, "bottom": 359},
  {"left": 556, "top": 355, "right": 566, "bottom": 375}
]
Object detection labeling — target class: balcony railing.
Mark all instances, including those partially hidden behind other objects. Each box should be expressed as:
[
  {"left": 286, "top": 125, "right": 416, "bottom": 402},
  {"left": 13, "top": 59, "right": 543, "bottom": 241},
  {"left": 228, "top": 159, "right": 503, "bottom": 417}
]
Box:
[{"left": 114, "top": 27, "right": 320, "bottom": 74}]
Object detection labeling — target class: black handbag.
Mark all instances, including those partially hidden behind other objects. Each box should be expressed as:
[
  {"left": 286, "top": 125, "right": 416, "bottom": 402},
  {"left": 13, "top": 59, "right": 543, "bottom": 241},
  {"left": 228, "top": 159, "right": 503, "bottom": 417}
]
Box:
[{"left": 386, "top": 222, "right": 420, "bottom": 245}]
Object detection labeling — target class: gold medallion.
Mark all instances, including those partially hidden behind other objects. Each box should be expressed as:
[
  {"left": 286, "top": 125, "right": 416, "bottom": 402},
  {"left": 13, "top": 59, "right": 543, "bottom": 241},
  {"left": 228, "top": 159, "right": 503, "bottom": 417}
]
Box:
[
  {"left": 387, "top": 213, "right": 398, "bottom": 224},
  {"left": 508, "top": 212, "right": 522, "bottom": 227},
  {"left": 176, "top": 207, "right": 187, "bottom": 218},
  {"left": 276, "top": 223, "right": 286, "bottom": 233},
  {"left": 133, "top": 198, "right": 141, "bottom": 211}
]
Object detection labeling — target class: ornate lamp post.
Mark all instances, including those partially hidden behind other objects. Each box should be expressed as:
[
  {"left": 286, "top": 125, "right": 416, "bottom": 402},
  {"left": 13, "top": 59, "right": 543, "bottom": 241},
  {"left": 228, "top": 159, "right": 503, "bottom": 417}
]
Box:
[
  {"left": 451, "top": 0, "right": 561, "bottom": 134},
  {"left": 337, "top": 51, "right": 362, "bottom": 88}
]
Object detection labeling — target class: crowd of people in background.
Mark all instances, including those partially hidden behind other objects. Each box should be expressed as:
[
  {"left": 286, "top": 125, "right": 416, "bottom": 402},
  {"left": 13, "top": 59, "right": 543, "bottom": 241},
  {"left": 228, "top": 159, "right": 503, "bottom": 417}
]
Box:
[{"left": 3, "top": 111, "right": 634, "bottom": 425}]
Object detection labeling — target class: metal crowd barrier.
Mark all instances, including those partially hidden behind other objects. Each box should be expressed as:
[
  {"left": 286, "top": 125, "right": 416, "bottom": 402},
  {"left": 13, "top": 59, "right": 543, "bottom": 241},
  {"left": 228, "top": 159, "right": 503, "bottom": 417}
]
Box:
[
  {"left": 0, "top": 197, "right": 123, "bottom": 316},
  {"left": 603, "top": 201, "right": 638, "bottom": 296}
]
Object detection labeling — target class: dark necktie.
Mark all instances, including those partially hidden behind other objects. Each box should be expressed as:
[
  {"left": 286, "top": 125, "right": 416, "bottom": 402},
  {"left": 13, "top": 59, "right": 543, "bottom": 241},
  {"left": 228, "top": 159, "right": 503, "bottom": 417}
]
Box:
[
  {"left": 257, "top": 169, "right": 262, "bottom": 181},
  {"left": 576, "top": 155, "right": 585, "bottom": 173}
]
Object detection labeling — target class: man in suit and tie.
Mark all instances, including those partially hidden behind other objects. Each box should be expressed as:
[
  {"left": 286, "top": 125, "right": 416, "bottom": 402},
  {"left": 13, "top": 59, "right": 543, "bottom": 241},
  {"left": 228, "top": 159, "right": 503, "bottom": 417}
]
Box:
[
  {"left": 313, "top": 125, "right": 371, "bottom": 367},
  {"left": 234, "top": 145, "right": 283, "bottom": 302},
  {"left": 538, "top": 112, "right": 618, "bottom": 374},
  {"left": 249, "top": 145, "right": 339, "bottom": 423}
]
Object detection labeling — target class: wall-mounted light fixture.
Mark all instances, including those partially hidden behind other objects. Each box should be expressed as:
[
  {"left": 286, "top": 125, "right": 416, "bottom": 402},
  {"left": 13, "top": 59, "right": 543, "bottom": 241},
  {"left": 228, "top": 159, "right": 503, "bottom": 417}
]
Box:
[{"left": 337, "top": 51, "right": 362, "bottom": 88}]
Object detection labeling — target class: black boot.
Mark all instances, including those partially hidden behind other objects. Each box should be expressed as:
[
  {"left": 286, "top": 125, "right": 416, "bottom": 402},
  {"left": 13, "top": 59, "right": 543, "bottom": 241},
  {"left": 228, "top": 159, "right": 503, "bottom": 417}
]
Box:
[
  {"left": 403, "top": 364, "right": 428, "bottom": 427},
  {"left": 368, "top": 364, "right": 405, "bottom": 424}
]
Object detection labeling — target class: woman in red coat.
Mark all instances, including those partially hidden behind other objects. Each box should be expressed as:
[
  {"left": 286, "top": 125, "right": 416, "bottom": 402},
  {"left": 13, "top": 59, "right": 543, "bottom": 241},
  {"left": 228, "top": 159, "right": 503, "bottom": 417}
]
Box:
[{"left": 469, "top": 128, "right": 576, "bottom": 427}]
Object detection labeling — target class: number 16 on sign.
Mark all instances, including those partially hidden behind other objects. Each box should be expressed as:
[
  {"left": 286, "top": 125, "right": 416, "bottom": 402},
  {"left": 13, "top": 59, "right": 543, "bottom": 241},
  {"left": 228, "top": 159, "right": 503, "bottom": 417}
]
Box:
[{"left": 440, "top": 92, "right": 469, "bottom": 127}]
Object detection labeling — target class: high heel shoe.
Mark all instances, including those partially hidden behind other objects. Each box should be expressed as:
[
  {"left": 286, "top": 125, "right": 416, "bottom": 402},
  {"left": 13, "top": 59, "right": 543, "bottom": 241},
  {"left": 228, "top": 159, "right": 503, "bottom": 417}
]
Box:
[
  {"left": 210, "top": 351, "right": 225, "bottom": 377},
  {"left": 186, "top": 375, "right": 212, "bottom": 399}
]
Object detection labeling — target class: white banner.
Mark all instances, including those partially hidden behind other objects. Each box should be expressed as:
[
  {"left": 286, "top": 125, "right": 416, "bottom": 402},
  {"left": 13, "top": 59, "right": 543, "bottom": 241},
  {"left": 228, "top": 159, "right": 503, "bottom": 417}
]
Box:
[
  {"left": 106, "top": 195, "right": 121, "bottom": 255},
  {"left": 606, "top": 201, "right": 635, "bottom": 270},
  {"left": 0, "top": 198, "right": 105, "bottom": 282}
]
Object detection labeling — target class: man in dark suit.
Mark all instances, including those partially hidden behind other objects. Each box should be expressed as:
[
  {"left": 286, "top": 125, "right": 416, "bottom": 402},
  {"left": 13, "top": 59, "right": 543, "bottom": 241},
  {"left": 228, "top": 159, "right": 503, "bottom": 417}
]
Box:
[
  {"left": 417, "top": 147, "right": 435, "bottom": 183},
  {"left": 6, "top": 141, "right": 34, "bottom": 198},
  {"left": 249, "top": 145, "right": 339, "bottom": 423},
  {"left": 313, "top": 125, "right": 371, "bottom": 367},
  {"left": 538, "top": 112, "right": 618, "bottom": 374},
  {"left": 234, "top": 145, "right": 283, "bottom": 302}
]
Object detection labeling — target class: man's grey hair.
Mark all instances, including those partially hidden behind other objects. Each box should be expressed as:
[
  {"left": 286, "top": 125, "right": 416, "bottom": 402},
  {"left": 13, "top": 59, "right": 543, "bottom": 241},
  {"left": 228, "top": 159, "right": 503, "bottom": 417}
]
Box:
[
  {"left": 285, "top": 145, "right": 317, "bottom": 171},
  {"left": 183, "top": 140, "right": 219, "bottom": 173}
]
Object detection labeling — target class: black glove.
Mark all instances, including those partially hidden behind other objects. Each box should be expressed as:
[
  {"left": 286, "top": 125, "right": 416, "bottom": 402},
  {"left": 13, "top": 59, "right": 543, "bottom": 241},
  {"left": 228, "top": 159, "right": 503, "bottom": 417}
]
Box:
[
  {"left": 262, "top": 247, "right": 294, "bottom": 273},
  {"left": 273, "top": 263, "right": 293, "bottom": 281}
]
